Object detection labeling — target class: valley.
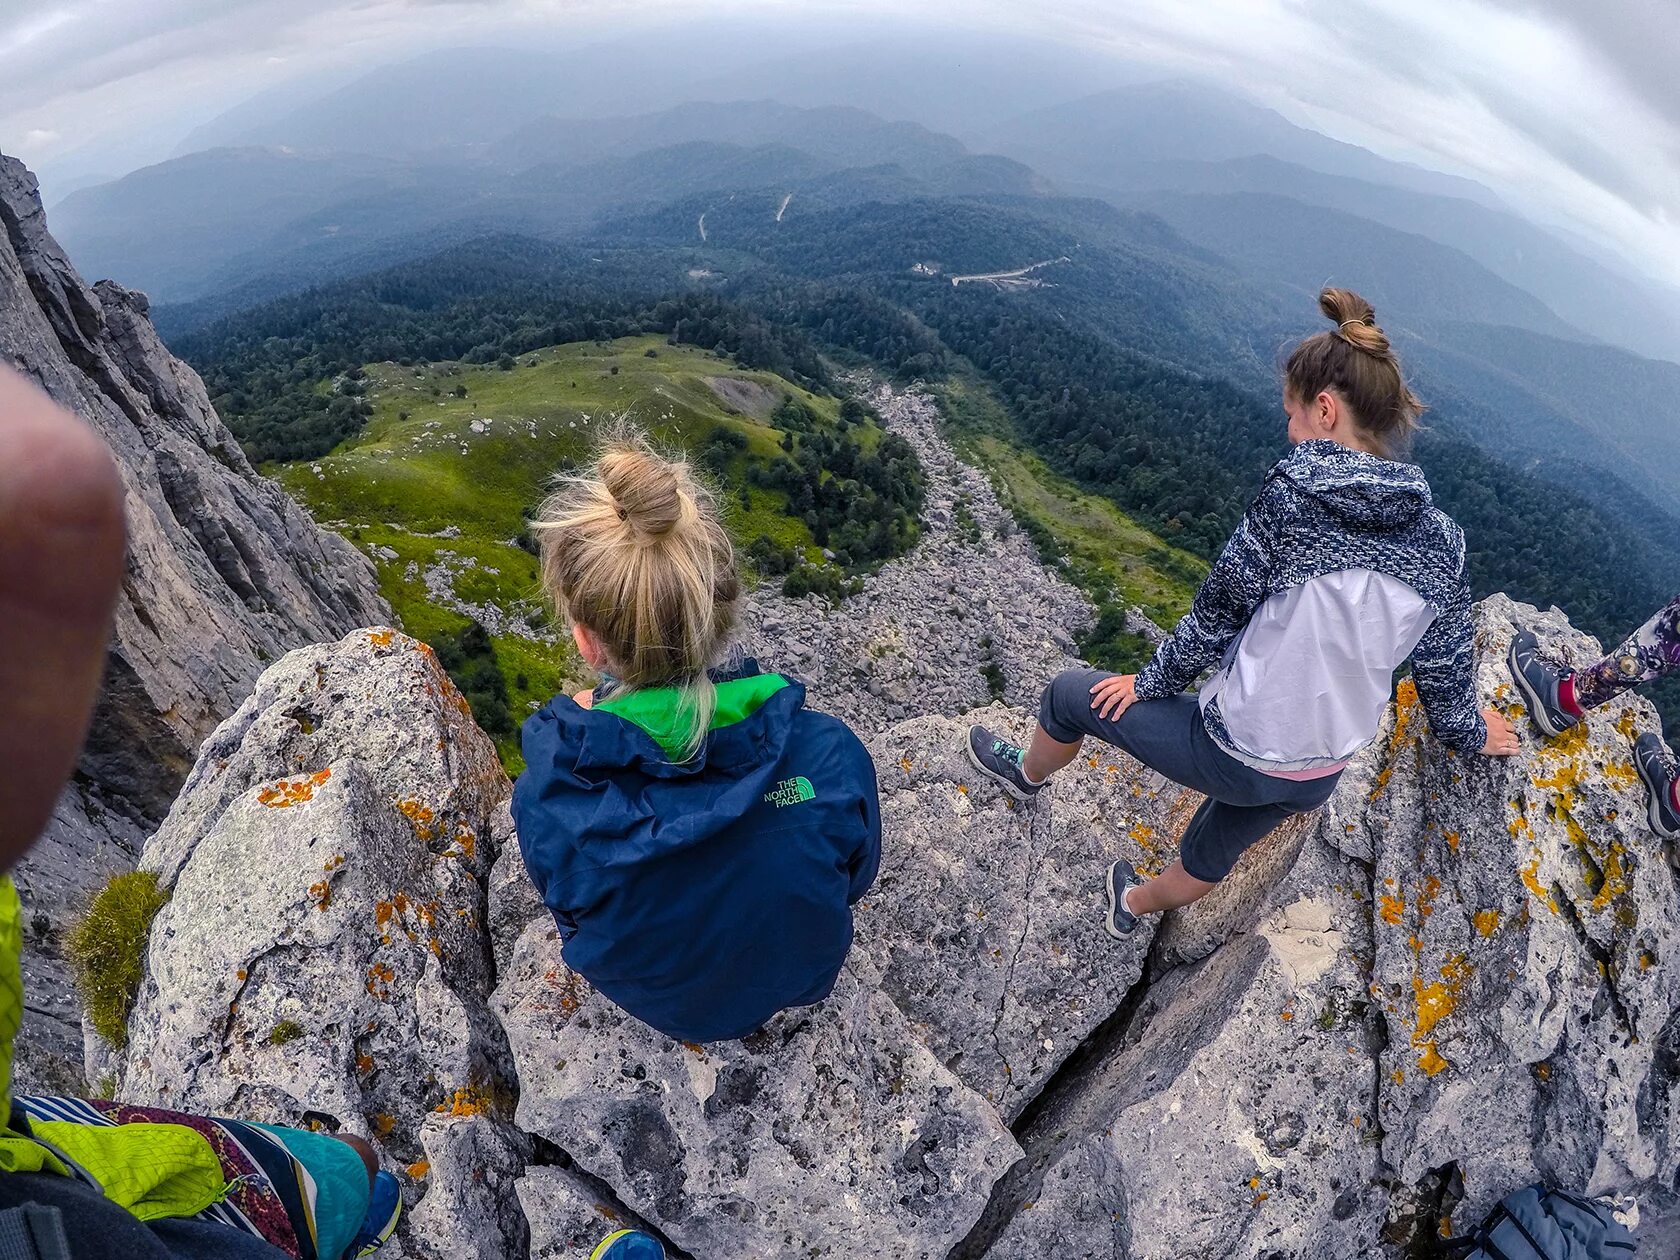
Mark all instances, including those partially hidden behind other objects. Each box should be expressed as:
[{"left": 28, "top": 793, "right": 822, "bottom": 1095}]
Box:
[{"left": 278, "top": 336, "right": 896, "bottom": 767}]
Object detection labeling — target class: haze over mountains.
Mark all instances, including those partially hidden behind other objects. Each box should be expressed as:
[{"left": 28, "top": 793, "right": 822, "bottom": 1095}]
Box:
[{"left": 38, "top": 27, "right": 1680, "bottom": 568}]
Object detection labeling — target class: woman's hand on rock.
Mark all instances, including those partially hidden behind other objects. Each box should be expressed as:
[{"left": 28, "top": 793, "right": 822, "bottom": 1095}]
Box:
[{"left": 1479, "top": 707, "right": 1520, "bottom": 756}]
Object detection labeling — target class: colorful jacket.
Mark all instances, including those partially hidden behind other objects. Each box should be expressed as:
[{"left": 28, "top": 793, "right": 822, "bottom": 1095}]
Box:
[
  {"left": 0, "top": 877, "right": 367, "bottom": 1259},
  {"left": 514, "top": 662, "right": 881, "bottom": 1043},
  {"left": 1135, "top": 439, "right": 1487, "bottom": 767}
]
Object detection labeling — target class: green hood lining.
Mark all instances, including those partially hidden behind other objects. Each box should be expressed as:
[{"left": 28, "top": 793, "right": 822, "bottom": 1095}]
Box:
[{"left": 596, "top": 673, "right": 791, "bottom": 759}]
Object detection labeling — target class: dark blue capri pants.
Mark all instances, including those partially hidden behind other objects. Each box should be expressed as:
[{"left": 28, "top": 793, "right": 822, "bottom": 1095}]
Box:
[{"left": 1038, "top": 669, "right": 1342, "bottom": 883}]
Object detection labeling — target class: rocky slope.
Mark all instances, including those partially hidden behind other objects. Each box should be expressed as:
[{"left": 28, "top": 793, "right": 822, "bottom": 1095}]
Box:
[
  {"left": 738, "top": 383, "right": 1094, "bottom": 733},
  {"left": 110, "top": 581, "right": 1680, "bottom": 1257},
  {"left": 0, "top": 153, "right": 389, "bottom": 1087}
]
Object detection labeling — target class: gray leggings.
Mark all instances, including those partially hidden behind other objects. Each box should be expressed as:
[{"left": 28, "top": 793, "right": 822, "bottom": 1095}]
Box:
[{"left": 1038, "top": 670, "right": 1342, "bottom": 883}]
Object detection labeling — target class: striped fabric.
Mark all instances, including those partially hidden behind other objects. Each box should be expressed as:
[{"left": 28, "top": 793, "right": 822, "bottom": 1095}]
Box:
[{"left": 15, "top": 1096, "right": 324, "bottom": 1259}]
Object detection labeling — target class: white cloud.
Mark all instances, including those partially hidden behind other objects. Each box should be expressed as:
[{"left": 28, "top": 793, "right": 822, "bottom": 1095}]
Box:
[{"left": 20, "top": 128, "right": 61, "bottom": 150}]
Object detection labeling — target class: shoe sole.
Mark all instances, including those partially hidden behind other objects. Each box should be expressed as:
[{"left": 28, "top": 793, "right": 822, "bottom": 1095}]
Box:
[
  {"left": 1104, "top": 862, "right": 1137, "bottom": 939},
  {"left": 965, "top": 735, "right": 1035, "bottom": 803},
  {"left": 1634, "top": 750, "right": 1680, "bottom": 840},
  {"left": 1507, "top": 639, "right": 1571, "bottom": 739}
]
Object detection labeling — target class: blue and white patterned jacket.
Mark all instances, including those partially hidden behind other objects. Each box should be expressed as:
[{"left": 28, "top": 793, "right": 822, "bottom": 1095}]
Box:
[{"left": 1135, "top": 439, "right": 1487, "bottom": 764}]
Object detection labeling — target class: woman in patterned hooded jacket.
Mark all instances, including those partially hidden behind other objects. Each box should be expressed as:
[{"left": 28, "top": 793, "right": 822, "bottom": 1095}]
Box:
[{"left": 968, "top": 288, "right": 1521, "bottom": 935}]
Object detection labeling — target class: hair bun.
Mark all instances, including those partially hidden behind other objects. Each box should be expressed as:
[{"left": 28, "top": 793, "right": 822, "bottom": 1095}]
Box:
[
  {"left": 599, "top": 443, "right": 685, "bottom": 539},
  {"left": 1319, "top": 286, "right": 1390, "bottom": 356}
]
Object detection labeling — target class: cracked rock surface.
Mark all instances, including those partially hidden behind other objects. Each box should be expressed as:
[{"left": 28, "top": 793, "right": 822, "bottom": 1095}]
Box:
[
  {"left": 119, "top": 631, "right": 516, "bottom": 1258},
  {"left": 0, "top": 151, "right": 388, "bottom": 1086}
]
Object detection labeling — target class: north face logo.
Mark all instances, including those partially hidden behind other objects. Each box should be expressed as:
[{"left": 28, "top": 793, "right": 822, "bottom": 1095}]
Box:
[{"left": 764, "top": 776, "right": 816, "bottom": 808}]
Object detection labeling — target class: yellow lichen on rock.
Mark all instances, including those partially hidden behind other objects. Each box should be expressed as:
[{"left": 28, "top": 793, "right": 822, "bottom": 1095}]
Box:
[{"left": 257, "top": 768, "right": 332, "bottom": 808}]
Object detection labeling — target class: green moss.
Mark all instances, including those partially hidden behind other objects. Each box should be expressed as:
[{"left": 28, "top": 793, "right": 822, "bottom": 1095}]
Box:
[
  {"left": 67, "top": 871, "right": 171, "bottom": 1050},
  {"left": 268, "top": 1020, "right": 305, "bottom": 1046}
]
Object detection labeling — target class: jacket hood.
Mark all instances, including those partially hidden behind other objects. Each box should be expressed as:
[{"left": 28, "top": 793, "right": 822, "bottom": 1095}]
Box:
[
  {"left": 529, "top": 660, "right": 804, "bottom": 783},
  {"left": 1273, "top": 438, "right": 1432, "bottom": 531}
]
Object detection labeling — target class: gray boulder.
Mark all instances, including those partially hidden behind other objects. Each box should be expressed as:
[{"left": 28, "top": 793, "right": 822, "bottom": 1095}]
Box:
[
  {"left": 491, "top": 916, "right": 1020, "bottom": 1260},
  {"left": 119, "top": 630, "right": 513, "bottom": 1253},
  {"left": 855, "top": 706, "right": 1167, "bottom": 1120},
  {"left": 966, "top": 595, "right": 1680, "bottom": 1258}
]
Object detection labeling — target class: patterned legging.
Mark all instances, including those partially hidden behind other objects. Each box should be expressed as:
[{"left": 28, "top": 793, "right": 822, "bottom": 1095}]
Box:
[{"left": 1574, "top": 594, "right": 1680, "bottom": 709}]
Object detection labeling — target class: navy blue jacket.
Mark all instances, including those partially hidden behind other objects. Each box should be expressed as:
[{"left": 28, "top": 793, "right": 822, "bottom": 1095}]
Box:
[{"left": 512, "top": 663, "right": 881, "bottom": 1043}]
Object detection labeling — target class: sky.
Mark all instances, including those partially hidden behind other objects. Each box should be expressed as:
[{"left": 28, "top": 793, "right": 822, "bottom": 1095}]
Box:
[{"left": 1, "top": 0, "right": 1677, "bottom": 286}]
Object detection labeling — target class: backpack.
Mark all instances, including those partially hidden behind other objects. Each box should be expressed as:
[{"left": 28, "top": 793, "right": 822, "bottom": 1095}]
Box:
[{"left": 1446, "top": 1184, "right": 1636, "bottom": 1259}]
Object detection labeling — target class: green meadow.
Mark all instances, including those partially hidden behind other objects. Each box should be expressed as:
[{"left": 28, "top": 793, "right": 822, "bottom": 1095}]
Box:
[{"left": 279, "top": 336, "right": 847, "bottom": 769}]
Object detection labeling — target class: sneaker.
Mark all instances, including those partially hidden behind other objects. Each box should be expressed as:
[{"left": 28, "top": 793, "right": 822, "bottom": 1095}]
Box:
[
  {"left": 353, "top": 1171, "right": 402, "bottom": 1256},
  {"left": 966, "top": 726, "right": 1044, "bottom": 801},
  {"left": 1508, "top": 629, "right": 1580, "bottom": 738},
  {"left": 591, "top": 1231, "right": 667, "bottom": 1260},
  {"left": 1633, "top": 734, "right": 1680, "bottom": 839},
  {"left": 1105, "top": 858, "right": 1145, "bottom": 939}
]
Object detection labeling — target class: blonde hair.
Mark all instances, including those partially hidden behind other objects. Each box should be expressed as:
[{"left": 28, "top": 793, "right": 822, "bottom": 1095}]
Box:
[
  {"left": 532, "top": 429, "right": 741, "bottom": 758},
  {"left": 1284, "top": 287, "right": 1426, "bottom": 459}
]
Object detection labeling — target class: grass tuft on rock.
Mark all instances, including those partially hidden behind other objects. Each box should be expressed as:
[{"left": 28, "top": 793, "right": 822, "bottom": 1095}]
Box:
[{"left": 67, "top": 871, "right": 170, "bottom": 1049}]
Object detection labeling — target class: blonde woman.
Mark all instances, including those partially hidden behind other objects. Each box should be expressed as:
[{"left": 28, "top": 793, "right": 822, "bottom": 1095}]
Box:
[{"left": 513, "top": 432, "right": 881, "bottom": 1043}]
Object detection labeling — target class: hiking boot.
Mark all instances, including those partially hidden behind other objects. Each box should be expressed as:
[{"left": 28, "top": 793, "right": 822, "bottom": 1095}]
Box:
[
  {"left": 591, "top": 1232, "right": 667, "bottom": 1260},
  {"left": 1633, "top": 734, "right": 1680, "bottom": 839},
  {"left": 966, "top": 726, "right": 1043, "bottom": 801},
  {"left": 1508, "top": 629, "right": 1580, "bottom": 738},
  {"left": 1105, "top": 858, "right": 1145, "bottom": 939},
  {"left": 353, "top": 1171, "right": 402, "bottom": 1257}
]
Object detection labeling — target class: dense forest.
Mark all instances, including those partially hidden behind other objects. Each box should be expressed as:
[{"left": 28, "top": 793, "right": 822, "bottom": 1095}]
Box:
[{"left": 172, "top": 205, "right": 1680, "bottom": 726}]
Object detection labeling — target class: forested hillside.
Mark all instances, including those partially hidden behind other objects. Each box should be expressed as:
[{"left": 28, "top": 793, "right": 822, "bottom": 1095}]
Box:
[{"left": 175, "top": 199, "right": 1680, "bottom": 729}]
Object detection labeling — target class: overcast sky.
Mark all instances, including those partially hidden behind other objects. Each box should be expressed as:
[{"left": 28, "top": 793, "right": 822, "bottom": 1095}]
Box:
[{"left": 2, "top": 0, "right": 1677, "bottom": 286}]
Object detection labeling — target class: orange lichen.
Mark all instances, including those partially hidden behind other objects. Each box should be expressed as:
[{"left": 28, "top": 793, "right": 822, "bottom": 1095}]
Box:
[
  {"left": 257, "top": 768, "right": 332, "bottom": 808},
  {"left": 406, "top": 1159, "right": 430, "bottom": 1179},
  {"left": 1473, "top": 910, "right": 1501, "bottom": 938},
  {"left": 355, "top": 1053, "right": 376, "bottom": 1075},
  {"left": 1417, "top": 1043, "right": 1450, "bottom": 1076},
  {"left": 1391, "top": 1069, "right": 1404, "bottom": 1085},
  {"left": 1444, "top": 831, "right": 1460, "bottom": 853},
  {"left": 1413, "top": 955, "right": 1471, "bottom": 1042},
  {"left": 308, "top": 880, "right": 332, "bottom": 911},
  {"left": 1369, "top": 680, "right": 1419, "bottom": 800},
  {"left": 900, "top": 755, "right": 914, "bottom": 773},
  {"left": 1520, "top": 852, "right": 1558, "bottom": 913},
  {"left": 1378, "top": 894, "right": 1405, "bottom": 925},
  {"left": 434, "top": 1087, "right": 487, "bottom": 1117},
  {"left": 367, "top": 629, "right": 396, "bottom": 648},
  {"left": 395, "top": 798, "right": 437, "bottom": 841},
  {"left": 374, "top": 1113, "right": 396, "bottom": 1136},
  {"left": 323, "top": 854, "right": 346, "bottom": 872}
]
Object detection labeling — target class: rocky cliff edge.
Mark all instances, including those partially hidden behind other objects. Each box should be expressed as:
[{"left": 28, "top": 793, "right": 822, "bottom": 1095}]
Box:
[{"left": 109, "top": 593, "right": 1680, "bottom": 1258}]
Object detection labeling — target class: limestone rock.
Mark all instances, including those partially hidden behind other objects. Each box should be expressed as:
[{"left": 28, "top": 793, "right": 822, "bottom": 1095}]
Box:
[
  {"left": 1344, "top": 593, "right": 1680, "bottom": 1230},
  {"left": 119, "top": 630, "right": 514, "bottom": 1253},
  {"left": 966, "top": 596, "right": 1680, "bottom": 1258},
  {"left": 519, "top": 1166, "right": 663, "bottom": 1260},
  {"left": 404, "top": 1114, "right": 531, "bottom": 1260},
  {"left": 855, "top": 706, "right": 1168, "bottom": 1120},
  {"left": 491, "top": 917, "right": 1020, "bottom": 1260},
  {"left": 740, "top": 384, "right": 1090, "bottom": 738},
  {"left": 0, "top": 151, "right": 388, "bottom": 1076}
]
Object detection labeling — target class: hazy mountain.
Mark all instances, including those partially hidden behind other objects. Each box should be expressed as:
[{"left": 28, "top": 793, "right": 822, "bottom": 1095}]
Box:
[
  {"left": 494, "top": 102, "right": 973, "bottom": 176},
  {"left": 60, "top": 99, "right": 1035, "bottom": 306},
  {"left": 1132, "top": 191, "right": 1581, "bottom": 339},
  {"left": 983, "top": 81, "right": 1506, "bottom": 210},
  {"left": 48, "top": 148, "right": 429, "bottom": 297},
  {"left": 1094, "top": 153, "right": 1680, "bottom": 365}
]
